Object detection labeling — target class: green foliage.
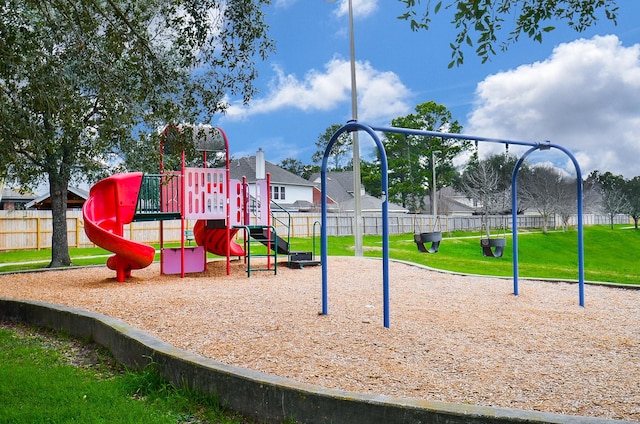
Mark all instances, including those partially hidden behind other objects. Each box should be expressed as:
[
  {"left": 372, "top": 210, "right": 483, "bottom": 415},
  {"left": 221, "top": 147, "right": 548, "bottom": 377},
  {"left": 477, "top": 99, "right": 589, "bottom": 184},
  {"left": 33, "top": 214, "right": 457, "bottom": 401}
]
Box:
[
  {"left": 280, "top": 158, "right": 319, "bottom": 180},
  {"left": 624, "top": 176, "right": 640, "bottom": 228},
  {"left": 587, "top": 170, "right": 630, "bottom": 228},
  {"left": 312, "top": 123, "right": 354, "bottom": 170},
  {"left": 397, "top": 0, "right": 619, "bottom": 66},
  {"left": 0, "top": 0, "right": 274, "bottom": 267},
  {"left": 379, "top": 101, "right": 470, "bottom": 213}
]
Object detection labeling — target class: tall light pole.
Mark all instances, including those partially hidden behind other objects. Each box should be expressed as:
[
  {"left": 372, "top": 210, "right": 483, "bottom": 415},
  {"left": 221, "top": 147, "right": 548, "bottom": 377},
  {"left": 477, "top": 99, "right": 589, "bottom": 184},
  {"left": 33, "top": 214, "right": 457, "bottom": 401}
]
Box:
[
  {"left": 347, "top": 0, "right": 363, "bottom": 257},
  {"left": 327, "top": 0, "right": 362, "bottom": 256},
  {"left": 431, "top": 150, "right": 438, "bottom": 216}
]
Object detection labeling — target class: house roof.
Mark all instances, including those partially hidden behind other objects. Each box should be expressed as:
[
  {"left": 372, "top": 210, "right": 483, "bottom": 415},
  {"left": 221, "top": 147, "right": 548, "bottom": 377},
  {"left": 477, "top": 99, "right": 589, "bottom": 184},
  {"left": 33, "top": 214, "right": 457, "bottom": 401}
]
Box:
[
  {"left": 438, "top": 187, "right": 476, "bottom": 214},
  {"left": 25, "top": 186, "right": 89, "bottom": 210},
  {"left": 309, "top": 171, "right": 408, "bottom": 213},
  {"left": 309, "top": 171, "right": 356, "bottom": 203},
  {"left": 229, "top": 156, "right": 314, "bottom": 187},
  {"left": 1, "top": 188, "right": 36, "bottom": 202}
]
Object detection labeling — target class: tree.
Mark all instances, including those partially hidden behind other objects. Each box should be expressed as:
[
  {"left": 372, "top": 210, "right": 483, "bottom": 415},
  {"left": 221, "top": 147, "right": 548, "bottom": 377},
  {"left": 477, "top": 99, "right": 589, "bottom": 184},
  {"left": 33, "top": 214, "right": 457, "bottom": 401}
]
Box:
[
  {"left": 460, "top": 152, "right": 519, "bottom": 237},
  {"left": 360, "top": 159, "right": 383, "bottom": 198},
  {"left": 383, "top": 101, "right": 469, "bottom": 213},
  {"left": 519, "top": 165, "right": 576, "bottom": 232},
  {"left": 279, "top": 158, "right": 318, "bottom": 180},
  {"left": 554, "top": 178, "right": 579, "bottom": 232},
  {"left": 461, "top": 158, "right": 501, "bottom": 237},
  {"left": 588, "top": 171, "right": 629, "bottom": 229},
  {"left": 0, "top": 0, "right": 273, "bottom": 267},
  {"left": 623, "top": 176, "right": 640, "bottom": 229},
  {"left": 397, "top": 0, "right": 618, "bottom": 67},
  {"left": 312, "top": 124, "right": 353, "bottom": 170}
]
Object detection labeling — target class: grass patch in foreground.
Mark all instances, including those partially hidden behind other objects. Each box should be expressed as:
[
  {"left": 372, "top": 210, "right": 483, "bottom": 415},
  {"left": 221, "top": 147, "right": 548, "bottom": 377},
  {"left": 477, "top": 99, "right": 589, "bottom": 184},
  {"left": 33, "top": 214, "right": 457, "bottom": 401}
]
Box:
[{"left": 0, "top": 323, "right": 257, "bottom": 424}]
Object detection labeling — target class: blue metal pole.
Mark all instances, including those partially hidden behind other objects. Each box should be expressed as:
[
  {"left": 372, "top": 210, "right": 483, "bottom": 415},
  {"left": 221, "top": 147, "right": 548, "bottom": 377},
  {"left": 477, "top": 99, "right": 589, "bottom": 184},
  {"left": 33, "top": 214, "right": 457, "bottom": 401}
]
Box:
[
  {"left": 548, "top": 144, "right": 585, "bottom": 306},
  {"left": 376, "top": 132, "right": 390, "bottom": 328},
  {"left": 511, "top": 146, "right": 540, "bottom": 296},
  {"left": 320, "top": 132, "right": 338, "bottom": 316}
]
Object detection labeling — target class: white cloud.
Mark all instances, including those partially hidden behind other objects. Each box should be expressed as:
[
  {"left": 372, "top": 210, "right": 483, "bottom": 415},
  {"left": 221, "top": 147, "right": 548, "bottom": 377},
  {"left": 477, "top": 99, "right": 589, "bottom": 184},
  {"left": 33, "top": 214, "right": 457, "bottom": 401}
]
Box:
[
  {"left": 333, "top": 0, "right": 378, "bottom": 19},
  {"left": 467, "top": 35, "right": 640, "bottom": 178},
  {"left": 222, "top": 57, "right": 411, "bottom": 123},
  {"left": 274, "top": 0, "right": 297, "bottom": 8}
]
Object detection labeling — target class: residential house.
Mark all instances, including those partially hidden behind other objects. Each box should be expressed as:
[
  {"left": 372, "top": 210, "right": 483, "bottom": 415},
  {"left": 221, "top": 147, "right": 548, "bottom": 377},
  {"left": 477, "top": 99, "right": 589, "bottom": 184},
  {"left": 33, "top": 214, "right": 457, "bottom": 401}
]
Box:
[
  {"left": 25, "top": 186, "right": 89, "bottom": 211},
  {"left": 229, "top": 150, "right": 316, "bottom": 212},
  {"left": 429, "top": 186, "right": 477, "bottom": 216},
  {"left": 309, "top": 171, "right": 408, "bottom": 213},
  {"left": 0, "top": 188, "right": 36, "bottom": 211}
]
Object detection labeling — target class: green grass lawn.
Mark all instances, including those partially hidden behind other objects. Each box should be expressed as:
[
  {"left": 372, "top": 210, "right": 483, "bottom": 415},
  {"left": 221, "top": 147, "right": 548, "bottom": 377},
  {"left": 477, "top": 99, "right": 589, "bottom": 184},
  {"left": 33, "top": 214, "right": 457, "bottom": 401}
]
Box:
[
  {"left": 286, "top": 224, "right": 640, "bottom": 285},
  {"left": 1, "top": 225, "right": 638, "bottom": 285},
  {"left": 0, "top": 323, "right": 255, "bottom": 424}
]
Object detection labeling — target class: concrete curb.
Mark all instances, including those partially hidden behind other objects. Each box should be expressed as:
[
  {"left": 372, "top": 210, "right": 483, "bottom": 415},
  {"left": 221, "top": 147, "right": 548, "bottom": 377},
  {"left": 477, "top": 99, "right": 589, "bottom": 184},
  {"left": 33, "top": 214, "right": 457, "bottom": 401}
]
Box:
[{"left": 0, "top": 298, "right": 632, "bottom": 424}]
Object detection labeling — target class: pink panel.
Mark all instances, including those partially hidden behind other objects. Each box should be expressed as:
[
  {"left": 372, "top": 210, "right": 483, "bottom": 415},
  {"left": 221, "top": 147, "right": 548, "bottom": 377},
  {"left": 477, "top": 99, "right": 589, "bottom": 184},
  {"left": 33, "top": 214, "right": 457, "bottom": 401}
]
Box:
[
  {"left": 255, "top": 179, "right": 269, "bottom": 225},
  {"left": 162, "top": 247, "right": 206, "bottom": 274},
  {"left": 184, "top": 168, "right": 227, "bottom": 219},
  {"left": 229, "top": 179, "right": 242, "bottom": 226}
]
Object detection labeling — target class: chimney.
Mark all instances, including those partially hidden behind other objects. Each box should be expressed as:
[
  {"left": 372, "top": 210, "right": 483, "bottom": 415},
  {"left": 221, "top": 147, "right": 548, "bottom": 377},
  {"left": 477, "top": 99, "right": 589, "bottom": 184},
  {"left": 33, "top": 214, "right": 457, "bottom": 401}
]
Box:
[{"left": 256, "top": 148, "right": 265, "bottom": 180}]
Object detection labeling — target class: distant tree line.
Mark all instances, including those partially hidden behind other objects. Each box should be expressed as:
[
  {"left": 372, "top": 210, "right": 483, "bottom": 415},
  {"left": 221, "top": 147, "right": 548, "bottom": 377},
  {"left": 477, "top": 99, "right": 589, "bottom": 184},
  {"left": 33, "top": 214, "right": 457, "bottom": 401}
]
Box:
[{"left": 280, "top": 101, "right": 638, "bottom": 233}]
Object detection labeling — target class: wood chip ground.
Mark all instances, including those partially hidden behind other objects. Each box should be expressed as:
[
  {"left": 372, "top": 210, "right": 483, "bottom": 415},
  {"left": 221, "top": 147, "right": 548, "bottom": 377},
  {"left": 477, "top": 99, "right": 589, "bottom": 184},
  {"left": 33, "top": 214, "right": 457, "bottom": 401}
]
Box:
[{"left": 1, "top": 257, "right": 638, "bottom": 421}]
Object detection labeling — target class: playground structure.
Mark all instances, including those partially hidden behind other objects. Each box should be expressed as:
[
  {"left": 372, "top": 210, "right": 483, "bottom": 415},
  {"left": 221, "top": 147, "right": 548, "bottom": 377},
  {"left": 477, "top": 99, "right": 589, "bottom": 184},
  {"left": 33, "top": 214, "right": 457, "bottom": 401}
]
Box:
[
  {"left": 83, "top": 125, "right": 319, "bottom": 282},
  {"left": 320, "top": 121, "right": 585, "bottom": 328}
]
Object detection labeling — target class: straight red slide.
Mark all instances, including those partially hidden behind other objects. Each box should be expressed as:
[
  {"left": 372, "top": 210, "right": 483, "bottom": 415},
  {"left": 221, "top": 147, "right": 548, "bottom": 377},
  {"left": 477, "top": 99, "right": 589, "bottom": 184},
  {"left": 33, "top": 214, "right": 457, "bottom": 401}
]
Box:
[{"left": 83, "top": 173, "right": 156, "bottom": 282}]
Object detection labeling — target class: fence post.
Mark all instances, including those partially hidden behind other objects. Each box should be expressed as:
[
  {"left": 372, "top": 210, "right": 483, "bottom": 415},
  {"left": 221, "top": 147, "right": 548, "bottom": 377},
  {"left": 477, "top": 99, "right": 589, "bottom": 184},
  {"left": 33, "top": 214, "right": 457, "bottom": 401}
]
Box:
[
  {"left": 75, "top": 217, "right": 80, "bottom": 248},
  {"left": 36, "top": 218, "right": 41, "bottom": 250}
]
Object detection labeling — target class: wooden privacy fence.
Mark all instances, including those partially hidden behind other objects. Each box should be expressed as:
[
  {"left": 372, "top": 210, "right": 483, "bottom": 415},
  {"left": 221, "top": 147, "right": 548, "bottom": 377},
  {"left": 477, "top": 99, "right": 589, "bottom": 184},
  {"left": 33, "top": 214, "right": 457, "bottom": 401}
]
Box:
[
  {"left": 0, "top": 211, "right": 187, "bottom": 251},
  {"left": 0, "top": 210, "right": 630, "bottom": 251}
]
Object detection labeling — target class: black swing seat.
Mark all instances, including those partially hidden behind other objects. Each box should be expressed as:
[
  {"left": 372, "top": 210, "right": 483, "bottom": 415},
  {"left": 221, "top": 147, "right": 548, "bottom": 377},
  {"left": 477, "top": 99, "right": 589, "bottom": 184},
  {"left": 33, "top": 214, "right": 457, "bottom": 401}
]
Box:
[
  {"left": 480, "top": 238, "right": 506, "bottom": 258},
  {"left": 414, "top": 231, "right": 442, "bottom": 253}
]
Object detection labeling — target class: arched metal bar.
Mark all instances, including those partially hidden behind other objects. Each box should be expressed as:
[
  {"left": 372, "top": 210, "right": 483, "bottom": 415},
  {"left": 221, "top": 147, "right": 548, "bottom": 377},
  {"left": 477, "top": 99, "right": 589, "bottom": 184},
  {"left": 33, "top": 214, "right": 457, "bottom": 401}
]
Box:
[
  {"left": 547, "top": 143, "right": 585, "bottom": 305},
  {"left": 369, "top": 125, "right": 548, "bottom": 150},
  {"left": 321, "top": 121, "right": 390, "bottom": 327},
  {"left": 511, "top": 143, "right": 584, "bottom": 306},
  {"left": 322, "top": 121, "right": 586, "bottom": 327}
]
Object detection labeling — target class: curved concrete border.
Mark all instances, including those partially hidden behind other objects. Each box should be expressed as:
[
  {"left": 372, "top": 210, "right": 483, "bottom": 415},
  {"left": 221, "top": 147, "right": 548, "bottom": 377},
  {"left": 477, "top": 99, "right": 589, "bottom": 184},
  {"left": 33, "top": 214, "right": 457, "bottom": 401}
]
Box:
[{"left": 0, "top": 297, "right": 631, "bottom": 424}]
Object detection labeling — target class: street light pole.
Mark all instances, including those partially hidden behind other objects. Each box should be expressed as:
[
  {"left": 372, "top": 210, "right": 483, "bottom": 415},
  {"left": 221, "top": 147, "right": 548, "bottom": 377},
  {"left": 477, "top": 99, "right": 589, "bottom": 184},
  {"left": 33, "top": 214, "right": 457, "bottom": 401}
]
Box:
[
  {"left": 347, "top": 0, "right": 363, "bottom": 257},
  {"left": 432, "top": 150, "right": 438, "bottom": 216},
  {"left": 325, "top": 0, "right": 362, "bottom": 256}
]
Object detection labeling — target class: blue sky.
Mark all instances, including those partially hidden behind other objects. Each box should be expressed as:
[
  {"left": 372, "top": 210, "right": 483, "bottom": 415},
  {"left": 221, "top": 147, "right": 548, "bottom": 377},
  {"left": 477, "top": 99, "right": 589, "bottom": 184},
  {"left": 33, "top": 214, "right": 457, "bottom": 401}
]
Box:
[{"left": 212, "top": 0, "right": 640, "bottom": 179}]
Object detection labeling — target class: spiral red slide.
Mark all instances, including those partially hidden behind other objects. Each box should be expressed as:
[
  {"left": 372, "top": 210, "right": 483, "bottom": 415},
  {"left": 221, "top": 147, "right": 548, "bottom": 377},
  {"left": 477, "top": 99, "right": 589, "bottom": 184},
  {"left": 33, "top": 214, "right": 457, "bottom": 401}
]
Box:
[
  {"left": 83, "top": 172, "right": 156, "bottom": 282},
  {"left": 193, "top": 220, "right": 245, "bottom": 257}
]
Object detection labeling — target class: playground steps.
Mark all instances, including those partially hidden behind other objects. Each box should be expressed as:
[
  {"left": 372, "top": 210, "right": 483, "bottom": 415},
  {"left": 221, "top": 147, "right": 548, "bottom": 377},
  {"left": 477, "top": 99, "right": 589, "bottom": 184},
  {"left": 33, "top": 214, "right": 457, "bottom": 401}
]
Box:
[
  {"left": 287, "top": 251, "right": 321, "bottom": 269},
  {"left": 248, "top": 227, "right": 320, "bottom": 269},
  {"left": 249, "top": 227, "right": 289, "bottom": 254}
]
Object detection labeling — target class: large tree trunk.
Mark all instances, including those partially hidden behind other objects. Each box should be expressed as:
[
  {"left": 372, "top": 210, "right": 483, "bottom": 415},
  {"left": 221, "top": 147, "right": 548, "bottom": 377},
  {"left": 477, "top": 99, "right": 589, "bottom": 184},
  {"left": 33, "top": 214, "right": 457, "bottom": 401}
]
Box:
[{"left": 48, "top": 176, "right": 72, "bottom": 268}]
